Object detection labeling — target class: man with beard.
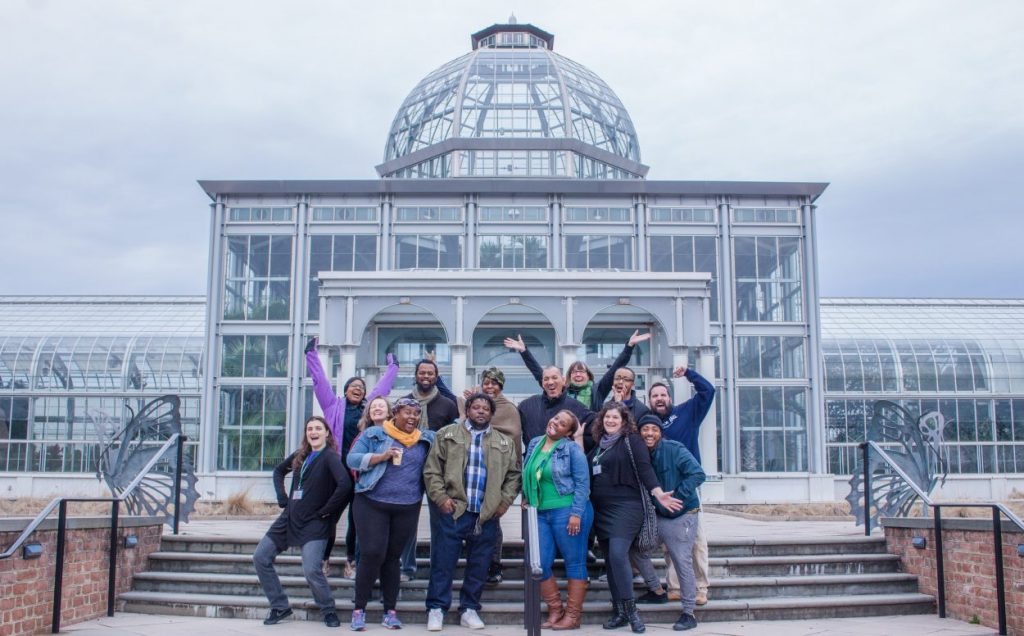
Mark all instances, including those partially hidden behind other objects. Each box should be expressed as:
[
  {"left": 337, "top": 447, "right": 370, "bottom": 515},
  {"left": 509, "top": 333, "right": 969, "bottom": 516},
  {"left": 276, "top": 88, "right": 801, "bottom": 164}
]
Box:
[
  {"left": 404, "top": 358, "right": 460, "bottom": 432},
  {"left": 456, "top": 368, "right": 522, "bottom": 584},
  {"left": 423, "top": 393, "right": 521, "bottom": 631},
  {"left": 647, "top": 366, "right": 715, "bottom": 606}
]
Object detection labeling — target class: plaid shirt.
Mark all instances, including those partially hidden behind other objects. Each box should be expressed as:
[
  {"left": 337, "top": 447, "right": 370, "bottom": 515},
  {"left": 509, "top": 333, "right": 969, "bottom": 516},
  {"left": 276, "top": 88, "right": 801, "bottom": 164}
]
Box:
[{"left": 463, "top": 421, "right": 490, "bottom": 513}]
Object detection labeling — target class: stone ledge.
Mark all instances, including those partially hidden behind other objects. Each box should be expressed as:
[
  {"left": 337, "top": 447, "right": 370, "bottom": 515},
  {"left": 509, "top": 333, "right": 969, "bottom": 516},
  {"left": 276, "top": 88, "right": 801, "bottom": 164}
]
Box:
[
  {"left": 0, "top": 515, "right": 165, "bottom": 533},
  {"left": 881, "top": 516, "right": 1024, "bottom": 534}
]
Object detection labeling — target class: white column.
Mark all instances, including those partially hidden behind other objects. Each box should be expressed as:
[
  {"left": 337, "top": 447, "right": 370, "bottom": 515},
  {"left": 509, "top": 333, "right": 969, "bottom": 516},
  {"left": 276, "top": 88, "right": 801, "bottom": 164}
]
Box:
[
  {"left": 451, "top": 344, "right": 469, "bottom": 395},
  {"left": 339, "top": 345, "right": 358, "bottom": 387},
  {"left": 560, "top": 345, "right": 579, "bottom": 372},
  {"left": 697, "top": 345, "right": 718, "bottom": 475},
  {"left": 670, "top": 346, "right": 690, "bottom": 401}
]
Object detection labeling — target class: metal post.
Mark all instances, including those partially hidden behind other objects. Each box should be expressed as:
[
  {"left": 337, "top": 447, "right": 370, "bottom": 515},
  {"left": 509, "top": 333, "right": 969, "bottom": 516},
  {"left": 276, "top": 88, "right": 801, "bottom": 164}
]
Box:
[
  {"left": 992, "top": 507, "right": 1006, "bottom": 635},
  {"left": 107, "top": 500, "right": 120, "bottom": 617},
  {"left": 52, "top": 500, "right": 68, "bottom": 633},
  {"left": 861, "top": 443, "right": 871, "bottom": 536},
  {"left": 934, "top": 507, "right": 945, "bottom": 618},
  {"left": 173, "top": 435, "right": 186, "bottom": 535},
  {"left": 522, "top": 512, "right": 540, "bottom": 636}
]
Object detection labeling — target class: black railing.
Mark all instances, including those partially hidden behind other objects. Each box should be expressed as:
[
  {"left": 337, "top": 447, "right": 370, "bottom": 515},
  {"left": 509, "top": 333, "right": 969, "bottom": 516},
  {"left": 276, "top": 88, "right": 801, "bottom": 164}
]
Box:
[
  {"left": 859, "top": 441, "right": 1024, "bottom": 636},
  {"left": 522, "top": 504, "right": 543, "bottom": 636},
  {"left": 0, "top": 434, "right": 187, "bottom": 633}
]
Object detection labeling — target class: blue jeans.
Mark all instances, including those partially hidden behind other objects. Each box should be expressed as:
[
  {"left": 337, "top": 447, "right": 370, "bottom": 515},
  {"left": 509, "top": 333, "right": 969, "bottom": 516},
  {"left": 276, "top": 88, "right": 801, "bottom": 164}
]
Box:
[
  {"left": 253, "top": 536, "right": 335, "bottom": 616},
  {"left": 537, "top": 503, "right": 593, "bottom": 580},
  {"left": 425, "top": 504, "right": 498, "bottom": 613}
]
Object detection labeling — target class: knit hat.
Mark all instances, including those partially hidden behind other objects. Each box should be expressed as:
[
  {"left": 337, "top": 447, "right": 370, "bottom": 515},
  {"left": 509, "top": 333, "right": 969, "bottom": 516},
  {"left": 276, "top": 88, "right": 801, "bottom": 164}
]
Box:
[
  {"left": 637, "top": 413, "right": 663, "bottom": 430},
  {"left": 481, "top": 367, "right": 505, "bottom": 388}
]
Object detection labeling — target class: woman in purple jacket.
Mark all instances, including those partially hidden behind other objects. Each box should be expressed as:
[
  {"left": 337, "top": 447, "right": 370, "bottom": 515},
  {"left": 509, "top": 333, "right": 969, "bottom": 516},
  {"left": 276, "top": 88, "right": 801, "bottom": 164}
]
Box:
[{"left": 305, "top": 337, "right": 399, "bottom": 577}]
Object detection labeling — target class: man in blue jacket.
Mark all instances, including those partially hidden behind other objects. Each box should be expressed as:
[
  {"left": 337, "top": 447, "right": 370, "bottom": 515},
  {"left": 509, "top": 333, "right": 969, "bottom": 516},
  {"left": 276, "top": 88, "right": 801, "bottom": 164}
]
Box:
[
  {"left": 648, "top": 366, "right": 715, "bottom": 605},
  {"left": 638, "top": 415, "right": 705, "bottom": 631}
]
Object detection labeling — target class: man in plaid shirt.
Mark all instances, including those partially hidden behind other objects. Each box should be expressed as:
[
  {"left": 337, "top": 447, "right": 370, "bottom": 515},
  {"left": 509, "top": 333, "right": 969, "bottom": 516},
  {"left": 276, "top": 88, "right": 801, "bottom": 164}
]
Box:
[{"left": 423, "top": 393, "right": 522, "bottom": 631}]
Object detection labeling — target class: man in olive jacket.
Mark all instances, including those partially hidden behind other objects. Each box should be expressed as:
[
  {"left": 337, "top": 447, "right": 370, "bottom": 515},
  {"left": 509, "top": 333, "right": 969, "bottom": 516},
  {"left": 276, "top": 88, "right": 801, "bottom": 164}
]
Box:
[{"left": 423, "top": 392, "right": 522, "bottom": 631}]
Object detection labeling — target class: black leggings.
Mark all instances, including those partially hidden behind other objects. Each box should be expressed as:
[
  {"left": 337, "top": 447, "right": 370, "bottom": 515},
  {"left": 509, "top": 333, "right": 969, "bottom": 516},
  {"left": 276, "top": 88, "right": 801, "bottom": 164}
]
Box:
[
  {"left": 323, "top": 487, "right": 355, "bottom": 561},
  {"left": 352, "top": 494, "right": 421, "bottom": 610},
  {"left": 599, "top": 536, "right": 635, "bottom": 601}
]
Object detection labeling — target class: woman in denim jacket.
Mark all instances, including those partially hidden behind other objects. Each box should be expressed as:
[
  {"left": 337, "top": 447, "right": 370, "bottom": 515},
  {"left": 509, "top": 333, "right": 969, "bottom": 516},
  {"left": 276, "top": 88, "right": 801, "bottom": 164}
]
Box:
[
  {"left": 346, "top": 399, "right": 436, "bottom": 630},
  {"left": 522, "top": 410, "right": 593, "bottom": 630}
]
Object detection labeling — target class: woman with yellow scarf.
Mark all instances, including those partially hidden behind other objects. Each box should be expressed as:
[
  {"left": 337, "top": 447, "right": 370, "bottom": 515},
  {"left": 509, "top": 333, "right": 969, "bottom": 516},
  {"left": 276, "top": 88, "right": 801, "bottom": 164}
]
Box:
[{"left": 346, "top": 398, "right": 436, "bottom": 630}]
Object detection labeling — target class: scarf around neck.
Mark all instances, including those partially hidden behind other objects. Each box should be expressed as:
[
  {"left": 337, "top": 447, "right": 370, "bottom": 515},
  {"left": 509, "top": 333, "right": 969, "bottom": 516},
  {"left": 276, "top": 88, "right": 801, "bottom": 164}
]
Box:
[
  {"left": 413, "top": 385, "right": 439, "bottom": 430},
  {"left": 383, "top": 419, "right": 422, "bottom": 447},
  {"left": 567, "top": 380, "right": 593, "bottom": 408},
  {"left": 599, "top": 432, "right": 623, "bottom": 450}
]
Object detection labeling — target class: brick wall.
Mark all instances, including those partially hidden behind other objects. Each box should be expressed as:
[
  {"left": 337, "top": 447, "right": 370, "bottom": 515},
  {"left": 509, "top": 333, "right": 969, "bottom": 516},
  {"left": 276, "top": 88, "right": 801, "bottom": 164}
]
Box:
[
  {"left": 0, "top": 516, "right": 163, "bottom": 636},
  {"left": 884, "top": 517, "right": 1024, "bottom": 635}
]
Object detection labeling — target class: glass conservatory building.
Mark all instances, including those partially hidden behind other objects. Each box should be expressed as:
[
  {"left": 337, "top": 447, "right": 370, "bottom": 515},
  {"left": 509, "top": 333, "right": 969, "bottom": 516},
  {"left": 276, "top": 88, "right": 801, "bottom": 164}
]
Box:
[{"left": 2, "top": 22, "right": 1020, "bottom": 502}]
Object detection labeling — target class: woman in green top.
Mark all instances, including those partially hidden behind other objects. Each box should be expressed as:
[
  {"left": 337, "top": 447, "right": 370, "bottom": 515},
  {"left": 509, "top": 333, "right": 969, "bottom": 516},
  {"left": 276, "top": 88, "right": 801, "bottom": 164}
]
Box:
[{"left": 523, "top": 410, "right": 593, "bottom": 630}]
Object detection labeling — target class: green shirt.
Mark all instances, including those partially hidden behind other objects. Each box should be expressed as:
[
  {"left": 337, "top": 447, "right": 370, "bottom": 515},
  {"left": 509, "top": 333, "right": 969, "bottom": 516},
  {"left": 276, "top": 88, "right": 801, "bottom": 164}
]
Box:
[{"left": 523, "top": 440, "right": 574, "bottom": 511}]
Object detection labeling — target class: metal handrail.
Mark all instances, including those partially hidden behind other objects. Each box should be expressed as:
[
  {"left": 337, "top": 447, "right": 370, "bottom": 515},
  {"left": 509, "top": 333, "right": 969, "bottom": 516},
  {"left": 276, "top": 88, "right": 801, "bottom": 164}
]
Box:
[
  {"left": 522, "top": 504, "right": 544, "bottom": 636},
  {"left": 860, "top": 441, "right": 1024, "bottom": 636},
  {"left": 0, "top": 434, "right": 186, "bottom": 634}
]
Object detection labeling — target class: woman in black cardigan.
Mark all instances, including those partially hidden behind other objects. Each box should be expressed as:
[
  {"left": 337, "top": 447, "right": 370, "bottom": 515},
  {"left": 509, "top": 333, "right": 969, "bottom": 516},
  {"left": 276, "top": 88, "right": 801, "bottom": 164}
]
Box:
[
  {"left": 588, "top": 404, "right": 682, "bottom": 633},
  {"left": 253, "top": 415, "right": 353, "bottom": 627}
]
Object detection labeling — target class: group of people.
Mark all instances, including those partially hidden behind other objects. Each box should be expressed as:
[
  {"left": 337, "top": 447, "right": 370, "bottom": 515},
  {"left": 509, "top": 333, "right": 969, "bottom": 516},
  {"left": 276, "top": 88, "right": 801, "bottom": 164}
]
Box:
[{"left": 252, "top": 330, "right": 715, "bottom": 633}]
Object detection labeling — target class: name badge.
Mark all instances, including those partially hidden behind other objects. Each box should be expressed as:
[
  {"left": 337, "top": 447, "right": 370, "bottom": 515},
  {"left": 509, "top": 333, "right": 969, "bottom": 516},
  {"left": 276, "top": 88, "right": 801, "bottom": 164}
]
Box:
[
  {"left": 292, "top": 490, "right": 303, "bottom": 500},
  {"left": 592, "top": 465, "right": 602, "bottom": 476}
]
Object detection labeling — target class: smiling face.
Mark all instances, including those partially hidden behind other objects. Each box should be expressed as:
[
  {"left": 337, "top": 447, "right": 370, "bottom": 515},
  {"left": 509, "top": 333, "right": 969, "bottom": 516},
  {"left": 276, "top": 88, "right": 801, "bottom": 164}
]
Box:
[
  {"left": 305, "top": 418, "right": 330, "bottom": 451},
  {"left": 345, "top": 379, "right": 366, "bottom": 404},
  {"left": 613, "top": 368, "right": 635, "bottom": 397},
  {"left": 542, "top": 367, "right": 565, "bottom": 398},
  {"left": 639, "top": 423, "right": 662, "bottom": 449},
  {"left": 367, "top": 397, "right": 390, "bottom": 424},
  {"left": 415, "top": 362, "right": 438, "bottom": 392},
  {"left": 649, "top": 384, "right": 672, "bottom": 417},
  {"left": 545, "top": 411, "right": 576, "bottom": 440},
  {"left": 466, "top": 398, "right": 493, "bottom": 427},
  {"left": 481, "top": 376, "right": 503, "bottom": 398},
  {"left": 601, "top": 408, "right": 624, "bottom": 436},
  {"left": 567, "top": 362, "right": 590, "bottom": 385},
  {"left": 394, "top": 405, "right": 421, "bottom": 433}
]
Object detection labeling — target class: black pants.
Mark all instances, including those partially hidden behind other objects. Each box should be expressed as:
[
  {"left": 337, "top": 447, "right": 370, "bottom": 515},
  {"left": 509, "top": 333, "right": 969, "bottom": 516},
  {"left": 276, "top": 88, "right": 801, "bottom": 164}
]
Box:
[
  {"left": 352, "top": 494, "right": 421, "bottom": 610},
  {"left": 323, "top": 487, "right": 355, "bottom": 561},
  {"left": 599, "top": 536, "right": 635, "bottom": 601}
]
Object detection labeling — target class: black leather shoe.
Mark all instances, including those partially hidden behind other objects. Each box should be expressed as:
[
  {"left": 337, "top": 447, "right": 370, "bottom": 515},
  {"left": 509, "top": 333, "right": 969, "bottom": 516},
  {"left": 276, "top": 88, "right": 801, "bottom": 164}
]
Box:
[
  {"left": 635, "top": 590, "right": 667, "bottom": 604},
  {"left": 622, "top": 599, "right": 645, "bottom": 634},
  {"left": 673, "top": 613, "right": 698, "bottom": 631},
  {"left": 602, "top": 602, "right": 628, "bottom": 630},
  {"left": 486, "top": 564, "right": 503, "bottom": 585},
  {"left": 263, "top": 608, "right": 293, "bottom": 625},
  {"left": 324, "top": 611, "right": 341, "bottom": 628}
]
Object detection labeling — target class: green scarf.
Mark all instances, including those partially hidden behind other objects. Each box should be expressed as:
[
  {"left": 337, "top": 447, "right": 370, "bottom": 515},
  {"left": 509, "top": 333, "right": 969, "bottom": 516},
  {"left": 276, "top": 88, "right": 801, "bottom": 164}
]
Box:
[{"left": 567, "top": 380, "right": 593, "bottom": 408}]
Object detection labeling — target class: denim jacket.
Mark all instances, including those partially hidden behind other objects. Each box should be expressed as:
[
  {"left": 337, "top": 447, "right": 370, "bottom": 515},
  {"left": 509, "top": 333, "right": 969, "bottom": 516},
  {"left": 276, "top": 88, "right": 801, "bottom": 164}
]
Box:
[
  {"left": 347, "top": 426, "right": 436, "bottom": 494},
  {"left": 524, "top": 435, "right": 590, "bottom": 519}
]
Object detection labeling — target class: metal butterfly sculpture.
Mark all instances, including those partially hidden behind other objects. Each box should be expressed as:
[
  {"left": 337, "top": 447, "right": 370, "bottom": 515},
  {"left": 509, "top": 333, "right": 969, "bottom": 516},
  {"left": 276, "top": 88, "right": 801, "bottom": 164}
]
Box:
[
  {"left": 93, "top": 396, "right": 200, "bottom": 525},
  {"left": 846, "top": 400, "right": 948, "bottom": 532}
]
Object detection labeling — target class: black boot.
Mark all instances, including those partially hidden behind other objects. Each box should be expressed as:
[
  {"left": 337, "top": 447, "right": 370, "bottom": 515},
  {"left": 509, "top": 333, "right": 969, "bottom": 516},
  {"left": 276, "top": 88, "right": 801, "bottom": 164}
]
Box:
[
  {"left": 623, "top": 599, "right": 645, "bottom": 634},
  {"left": 602, "top": 601, "right": 628, "bottom": 630}
]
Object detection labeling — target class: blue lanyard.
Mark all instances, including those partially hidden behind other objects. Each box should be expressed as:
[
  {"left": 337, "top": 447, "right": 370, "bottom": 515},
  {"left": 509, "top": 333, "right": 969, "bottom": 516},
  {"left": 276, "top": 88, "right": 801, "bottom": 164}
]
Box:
[{"left": 297, "top": 451, "right": 320, "bottom": 490}]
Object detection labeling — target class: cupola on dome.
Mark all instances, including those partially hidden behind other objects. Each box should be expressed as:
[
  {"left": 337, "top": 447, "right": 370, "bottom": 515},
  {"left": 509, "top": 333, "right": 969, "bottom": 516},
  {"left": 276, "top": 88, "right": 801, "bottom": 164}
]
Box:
[{"left": 377, "top": 21, "right": 647, "bottom": 179}]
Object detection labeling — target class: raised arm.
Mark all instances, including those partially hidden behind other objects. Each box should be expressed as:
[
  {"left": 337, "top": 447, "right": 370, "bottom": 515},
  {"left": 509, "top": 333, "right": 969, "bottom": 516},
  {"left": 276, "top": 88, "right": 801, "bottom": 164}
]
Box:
[
  {"left": 366, "top": 353, "right": 399, "bottom": 403},
  {"left": 434, "top": 373, "right": 459, "bottom": 403},
  {"left": 594, "top": 330, "right": 650, "bottom": 404},
  {"left": 672, "top": 366, "right": 716, "bottom": 424},
  {"left": 504, "top": 335, "right": 544, "bottom": 385},
  {"left": 305, "top": 338, "right": 341, "bottom": 416}
]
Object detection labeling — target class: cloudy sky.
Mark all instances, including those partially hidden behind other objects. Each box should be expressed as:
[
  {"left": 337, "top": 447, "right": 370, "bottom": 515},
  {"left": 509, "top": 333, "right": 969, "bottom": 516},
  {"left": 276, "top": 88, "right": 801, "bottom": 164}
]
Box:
[{"left": 1, "top": 0, "right": 1021, "bottom": 298}]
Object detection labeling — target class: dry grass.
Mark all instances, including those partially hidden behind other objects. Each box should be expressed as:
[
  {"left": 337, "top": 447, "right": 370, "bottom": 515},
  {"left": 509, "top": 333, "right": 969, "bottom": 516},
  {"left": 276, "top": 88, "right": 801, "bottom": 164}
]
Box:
[
  {"left": 710, "top": 502, "right": 853, "bottom": 519},
  {"left": 0, "top": 498, "right": 114, "bottom": 518}
]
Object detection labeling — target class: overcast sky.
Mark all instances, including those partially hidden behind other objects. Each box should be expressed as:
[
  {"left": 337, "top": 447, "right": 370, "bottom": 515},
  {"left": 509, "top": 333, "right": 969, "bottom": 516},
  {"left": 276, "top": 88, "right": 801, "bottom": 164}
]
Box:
[{"left": 1, "top": 0, "right": 1021, "bottom": 299}]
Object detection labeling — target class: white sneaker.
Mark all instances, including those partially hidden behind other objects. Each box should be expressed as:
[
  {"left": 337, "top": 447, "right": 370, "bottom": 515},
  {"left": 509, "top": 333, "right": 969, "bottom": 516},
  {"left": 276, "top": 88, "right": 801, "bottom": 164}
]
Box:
[
  {"left": 426, "top": 608, "right": 444, "bottom": 632},
  {"left": 632, "top": 574, "right": 645, "bottom": 584},
  {"left": 459, "top": 609, "right": 485, "bottom": 630}
]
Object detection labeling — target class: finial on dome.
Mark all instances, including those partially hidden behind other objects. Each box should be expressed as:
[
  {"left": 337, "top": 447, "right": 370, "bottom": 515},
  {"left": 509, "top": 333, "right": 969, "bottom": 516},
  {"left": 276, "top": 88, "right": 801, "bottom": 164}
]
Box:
[{"left": 508, "top": 13, "right": 517, "bottom": 25}]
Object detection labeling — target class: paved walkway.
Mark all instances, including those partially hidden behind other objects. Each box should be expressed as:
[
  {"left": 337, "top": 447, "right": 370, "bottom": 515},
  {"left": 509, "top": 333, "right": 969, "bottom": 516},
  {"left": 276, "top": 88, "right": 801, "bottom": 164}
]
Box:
[{"left": 66, "top": 612, "right": 997, "bottom": 635}]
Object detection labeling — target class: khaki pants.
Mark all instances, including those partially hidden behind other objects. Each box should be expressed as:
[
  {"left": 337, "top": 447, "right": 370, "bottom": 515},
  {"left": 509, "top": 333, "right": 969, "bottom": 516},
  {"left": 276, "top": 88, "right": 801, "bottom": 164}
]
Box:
[{"left": 665, "top": 510, "right": 708, "bottom": 594}]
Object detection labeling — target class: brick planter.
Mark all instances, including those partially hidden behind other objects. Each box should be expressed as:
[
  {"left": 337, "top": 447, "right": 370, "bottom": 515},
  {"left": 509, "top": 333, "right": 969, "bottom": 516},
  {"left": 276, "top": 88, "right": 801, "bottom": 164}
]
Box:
[
  {"left": 884, "top": 516, "right": 1024, "bottom": 635},
  {"left": 0, "top": 515, "right": 163, "bottom": 636}
]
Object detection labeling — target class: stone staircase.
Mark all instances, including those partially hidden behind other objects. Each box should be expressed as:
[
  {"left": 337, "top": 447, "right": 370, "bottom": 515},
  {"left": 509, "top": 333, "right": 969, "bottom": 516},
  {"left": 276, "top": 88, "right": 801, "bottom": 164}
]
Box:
[{"left": 118, "top": 533, "right": 935, "bottom": 625}]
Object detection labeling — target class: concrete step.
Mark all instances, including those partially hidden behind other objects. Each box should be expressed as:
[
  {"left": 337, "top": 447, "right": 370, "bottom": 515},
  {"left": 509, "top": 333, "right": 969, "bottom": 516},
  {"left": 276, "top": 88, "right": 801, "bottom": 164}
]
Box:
[
  {"left": 118, "top": 590, "right": 935, "bottom": 624},
  {"left": 131, "top": 570, "right": 921, "bottom": 601}
]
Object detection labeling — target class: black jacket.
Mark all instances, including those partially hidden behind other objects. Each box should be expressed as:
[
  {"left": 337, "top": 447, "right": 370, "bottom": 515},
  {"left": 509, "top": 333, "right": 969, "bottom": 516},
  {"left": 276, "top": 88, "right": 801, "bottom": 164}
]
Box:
[
  {"left": 403, "top": 391, "right": 460, "bottom": 431},
  {"left": 517, "top": 390, "right": 594, "bottom": 451},
  {"left": 266, "top": 449, "right": 352, "bottom": 549},
  {"left": 519, "top": 342, "right": 638, "bottom": 411},
  {"left": 587, "top": 433, "right": 660, "bottom": 498}
]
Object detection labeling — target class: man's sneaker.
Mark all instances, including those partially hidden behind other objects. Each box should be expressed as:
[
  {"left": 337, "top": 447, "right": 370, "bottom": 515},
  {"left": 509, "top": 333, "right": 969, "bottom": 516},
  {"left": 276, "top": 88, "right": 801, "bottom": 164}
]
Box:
[
  {"left": 263, "top": 608, "right": 293, "bottom": 625},
  {"left": 672, "top": 612, "right": 698, "bottom": 631},
  {"left": 459, "top": 609, "right": 485, "bottom": 630},
  {"left": 632, "top": 574, "right": 645, "bottom": 584},
  {"left": 485, "top": 565, "right": 503, "bottom": 585},
  {"left": 381, "top": 610, "right": 402, "bottom": 630},
  {"left": 667, "top": 590, "right": 681, "bottom": 601},
  {"left": 350, "top": 609, "right": 366, "bottom": 631},
  {"left": 636, "top": 589, "right": 668, "bottom": 604},
  {"left": 695, "top": 590, "right": 708, "bottom": 606},
  {"left": 426, "top": 608, "right": 444, "bottom": 632},
  {"left": 324, "top": 612, "right": 341, "bottom": 628}
]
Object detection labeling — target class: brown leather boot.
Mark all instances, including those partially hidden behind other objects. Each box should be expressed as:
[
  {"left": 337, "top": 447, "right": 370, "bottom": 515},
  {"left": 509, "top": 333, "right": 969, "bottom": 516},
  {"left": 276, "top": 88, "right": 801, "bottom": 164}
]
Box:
[
  {"left": 552, "top": 578, "right": 588, "bottom": 630},
  {"left": 539, "top": 577, "right": 564, "bottom": 628}
]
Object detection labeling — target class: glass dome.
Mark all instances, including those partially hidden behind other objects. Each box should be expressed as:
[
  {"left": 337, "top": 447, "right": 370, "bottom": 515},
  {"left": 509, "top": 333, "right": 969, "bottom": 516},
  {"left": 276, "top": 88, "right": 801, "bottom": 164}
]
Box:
[{"left": 378, "top": 22, "right": 647, "bottom": 179}]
